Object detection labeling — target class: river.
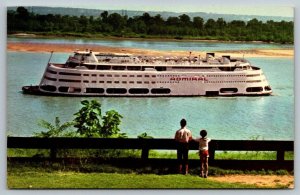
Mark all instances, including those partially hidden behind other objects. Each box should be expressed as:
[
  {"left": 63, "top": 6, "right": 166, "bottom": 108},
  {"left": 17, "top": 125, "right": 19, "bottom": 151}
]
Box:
[{"left": 6, "top": 39, "right": 294, "bottom": 140}]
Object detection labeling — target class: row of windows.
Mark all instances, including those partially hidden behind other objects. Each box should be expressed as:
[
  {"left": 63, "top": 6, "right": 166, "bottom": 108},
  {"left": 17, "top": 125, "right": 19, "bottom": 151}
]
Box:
[
  {"left": 48, "top": 70, "right": 262, "bottom": 79},
  {"left": 41, "top": 85, "right": 171, "bottom": 94},
  {"left": 246, "top": 74, "right": 261, "bottom": 77},
  {"left": 246, "top": 80, "right": 262, "bottom": 83},
  {"left": 207, "top": 74, "right": 245, "bottom": 77},
  {"left": 45, "top": 76, "right": 261, "bottom": 84},
  {"left": 205, "top": 81, "right": 246, "bottom": 83},
  {"left": 40, "top": 85, "right": 267, "bottom": 94}
]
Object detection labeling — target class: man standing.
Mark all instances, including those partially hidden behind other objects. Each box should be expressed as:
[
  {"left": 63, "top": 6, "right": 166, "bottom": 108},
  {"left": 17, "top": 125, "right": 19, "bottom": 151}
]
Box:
[{"left": 174, "top": 118, "right": 192, "bottom": 175}]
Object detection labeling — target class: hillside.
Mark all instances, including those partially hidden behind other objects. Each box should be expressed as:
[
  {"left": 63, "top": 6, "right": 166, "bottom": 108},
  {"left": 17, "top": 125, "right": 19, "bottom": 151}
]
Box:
[{"left": 7, "top": 6, "right": 293, "bottom": 22}]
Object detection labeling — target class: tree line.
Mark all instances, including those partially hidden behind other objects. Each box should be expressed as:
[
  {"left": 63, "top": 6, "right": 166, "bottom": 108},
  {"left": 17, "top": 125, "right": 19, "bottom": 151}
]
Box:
[{"left": 8, "top": 6, "right": 293, "bottom": 43}]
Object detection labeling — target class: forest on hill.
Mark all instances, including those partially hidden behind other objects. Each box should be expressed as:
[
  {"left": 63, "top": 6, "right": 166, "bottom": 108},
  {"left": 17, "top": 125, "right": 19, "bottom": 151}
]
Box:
[{"left": 7, "top": 7, "right": 293, "bottom": 43}]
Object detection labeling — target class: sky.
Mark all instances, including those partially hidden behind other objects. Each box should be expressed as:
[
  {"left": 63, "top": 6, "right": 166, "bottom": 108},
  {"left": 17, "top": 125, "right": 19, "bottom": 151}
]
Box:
[{"left": 4, "top": 0, "right": 294, "bottom": 17}]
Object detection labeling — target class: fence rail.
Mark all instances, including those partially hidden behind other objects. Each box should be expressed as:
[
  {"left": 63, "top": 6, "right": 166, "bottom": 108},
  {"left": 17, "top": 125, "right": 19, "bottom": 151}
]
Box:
[{"left": 7, "top": 137, "right": 294, "bottom": 170}]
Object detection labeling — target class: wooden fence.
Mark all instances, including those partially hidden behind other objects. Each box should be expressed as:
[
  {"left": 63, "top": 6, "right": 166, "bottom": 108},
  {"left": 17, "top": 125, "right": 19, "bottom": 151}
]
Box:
[{"left": 7, "top": 137, "right": 294, "bottom": 171}]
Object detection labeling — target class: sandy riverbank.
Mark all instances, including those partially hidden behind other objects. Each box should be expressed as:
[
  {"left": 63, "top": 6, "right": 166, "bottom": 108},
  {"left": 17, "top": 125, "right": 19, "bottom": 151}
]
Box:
[{"left": 7, "top": 42, "right": 293, "bottom": 58}]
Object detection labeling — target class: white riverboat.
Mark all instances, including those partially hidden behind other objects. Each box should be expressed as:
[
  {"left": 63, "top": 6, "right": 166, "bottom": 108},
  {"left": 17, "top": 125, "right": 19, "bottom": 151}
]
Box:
[{"left": 22, "top": 50, "right": 272, "bottom": 96}]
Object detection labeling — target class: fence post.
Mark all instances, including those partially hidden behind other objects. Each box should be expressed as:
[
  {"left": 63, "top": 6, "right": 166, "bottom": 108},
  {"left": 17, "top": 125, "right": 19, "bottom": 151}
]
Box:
[
  {"left": 277, "top": 149, "right": 285, "bottom": 161},
  {"left": 50, "top": 147, "right": 57, "bottom": 159},
  {"left": 209, "top": 149, "right": 215, "bottom": 162},
  {"left": 141, "top": 148, "right": 149, "bottom": 160}
]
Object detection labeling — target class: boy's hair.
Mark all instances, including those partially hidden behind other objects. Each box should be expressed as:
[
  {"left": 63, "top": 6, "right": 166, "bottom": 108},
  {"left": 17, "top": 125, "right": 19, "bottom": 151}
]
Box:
[
  {"left": 200, "top": 129, "right": 207, "bottom": 137},
  {"left": 180, "top": 119, "right": 187, "bottom": 128}
]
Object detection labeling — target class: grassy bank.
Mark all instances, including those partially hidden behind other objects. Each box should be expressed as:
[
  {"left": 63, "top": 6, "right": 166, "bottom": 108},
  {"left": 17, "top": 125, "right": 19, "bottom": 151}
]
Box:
[
  {"left": 8, "top": 172, "right": 257, "bottom": 189},
  {"left": 7, "top": 162, "right": 292, "bottom": 189},
  {"left": 7, "top": 148, "right": 294, "bottom": 160}
]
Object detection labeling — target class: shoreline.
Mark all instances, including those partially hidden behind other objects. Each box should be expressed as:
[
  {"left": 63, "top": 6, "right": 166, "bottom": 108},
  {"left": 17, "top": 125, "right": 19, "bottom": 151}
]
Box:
[
  {"left": 7, "top": 42, "right": 293, "bottom": 58},
  {"left": 9, "top": 33, "right": 294, "bottom": 45}
]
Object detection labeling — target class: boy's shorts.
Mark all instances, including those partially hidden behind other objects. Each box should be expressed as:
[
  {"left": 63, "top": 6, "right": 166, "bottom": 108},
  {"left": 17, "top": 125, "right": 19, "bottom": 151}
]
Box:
[{"left": 199, "top": 150, "right": 209, "bottom": 157}]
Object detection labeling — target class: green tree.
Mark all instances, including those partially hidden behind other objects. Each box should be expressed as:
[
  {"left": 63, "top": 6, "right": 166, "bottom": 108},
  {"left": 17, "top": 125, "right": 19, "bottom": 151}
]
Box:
[
  {"left": 73, "top": 99, "right": 124, "bottom": 138},
  {"left": 35, "top": 117, "right": 75, "bottom": 137},
  {"left": 193, "top": 16, "right": 204, "bottom": 29},
  {"left": 73, "top": 100, "right": 102, "bottom": 137},
  {"left": 100, "top": 110, "right": 124, "bottom": 138}
]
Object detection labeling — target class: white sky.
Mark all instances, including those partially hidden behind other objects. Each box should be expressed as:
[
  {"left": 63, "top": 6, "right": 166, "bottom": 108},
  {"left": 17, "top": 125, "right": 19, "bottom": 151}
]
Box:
[{"left": 4, "top": 0, "right": 294, "bottom": 17}]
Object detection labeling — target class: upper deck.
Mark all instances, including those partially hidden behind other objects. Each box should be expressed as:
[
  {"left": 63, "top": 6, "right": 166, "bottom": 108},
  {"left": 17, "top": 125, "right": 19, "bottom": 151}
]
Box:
[{"left": 65, "top": 50, "right": 253, "bottom": 71}]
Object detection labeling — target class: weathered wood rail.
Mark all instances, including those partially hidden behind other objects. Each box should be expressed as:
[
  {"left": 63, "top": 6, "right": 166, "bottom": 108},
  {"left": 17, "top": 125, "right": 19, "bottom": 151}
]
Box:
[{"left": 7, "top": 137, "right": 294, "bottom": 171}]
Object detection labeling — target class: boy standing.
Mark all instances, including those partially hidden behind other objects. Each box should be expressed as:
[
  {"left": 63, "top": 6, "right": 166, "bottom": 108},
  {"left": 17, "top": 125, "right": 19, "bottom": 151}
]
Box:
[{"left": 196, "top": 129, "right": 211, "bottom": 178}]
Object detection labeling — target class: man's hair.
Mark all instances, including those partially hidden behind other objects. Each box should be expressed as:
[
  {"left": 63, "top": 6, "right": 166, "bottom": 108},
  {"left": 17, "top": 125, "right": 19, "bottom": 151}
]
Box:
[
  {"left": 180, "top": 119, "right": 187, "bottom": 128},
  {"left": 200, "top": 129, "right": 207, "bottom": 137}
]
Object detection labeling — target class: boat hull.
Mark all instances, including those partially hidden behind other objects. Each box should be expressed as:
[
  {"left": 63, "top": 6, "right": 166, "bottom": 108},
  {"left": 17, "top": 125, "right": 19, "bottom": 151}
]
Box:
[{"left": 22, "top": 85, "right": 272, "bottom": 97}]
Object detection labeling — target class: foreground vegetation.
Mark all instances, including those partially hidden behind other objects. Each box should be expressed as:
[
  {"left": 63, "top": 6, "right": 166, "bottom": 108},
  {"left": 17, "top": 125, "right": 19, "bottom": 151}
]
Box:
[
  {"left": 8, "top": 162, "right": 292, "bottom": 189},
  {"left": 8, "top": 7, "right": 293, "bottom": 43},
  {"left": 7, "top": 99, "right": 293, "bottom": 188},
  {"left": 8, "top": 171, "right": 258, "bottom": 189}
]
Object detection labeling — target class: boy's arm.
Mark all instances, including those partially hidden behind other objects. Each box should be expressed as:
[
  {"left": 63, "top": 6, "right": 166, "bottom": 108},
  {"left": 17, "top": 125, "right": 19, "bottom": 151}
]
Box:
[{"left": 188, "top": 131, "right": 193, "bottom": 141}]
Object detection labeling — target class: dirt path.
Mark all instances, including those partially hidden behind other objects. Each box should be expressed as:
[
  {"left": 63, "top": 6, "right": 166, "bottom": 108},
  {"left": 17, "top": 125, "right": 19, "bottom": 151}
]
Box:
[
  {"left": 210, "top": 174, "right": 294, "bottom": 188},
  {"left": 7, "top": 42, "right": 293, "bottom": 58}
]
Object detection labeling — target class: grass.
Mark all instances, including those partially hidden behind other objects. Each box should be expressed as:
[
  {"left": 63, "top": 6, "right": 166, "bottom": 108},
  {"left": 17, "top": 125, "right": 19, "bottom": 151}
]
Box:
[
  {"left": 8, "top": 170, "right": 259, "bottom": 189},
  {"left": 7, "top": 149, "right": 294, "bottom": 160}
]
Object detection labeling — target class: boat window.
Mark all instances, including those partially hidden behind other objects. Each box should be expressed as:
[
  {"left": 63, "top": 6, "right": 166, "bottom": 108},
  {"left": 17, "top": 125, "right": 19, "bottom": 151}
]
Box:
[
  {"left": 92, "top": 74, "right": 97, "bottom": 77},
  {"left": 83, "top": 74, "right": 89, "bottom": 76},
  {"left": 83, "top": 80, "right": 89, "bottom": 83},
  {"left": 70, "top": 88, "right": 81, "bottom": 93},
  {"left": 220, "top": 88, "right": 238, "bottom": 93},
  {"left": 85, "top": 65, "right": 96, "bottom": 70},
  {"left": 137, "top": 81, "right": 142, "bottom": 84},
  {"left": 246, "top": 74, "right": 260, "bottom": 77},
  {"left": 58, "top": 86, "right": 69, "bottom": 92},
  {"left": 151, "top": 88, "right": 171, "bottom": 94},
  {"left": 99, "top": 74, "right": 105, "bottom": 77},
  {"left": 205, "top": 91, "right": 219, "bottom": 96},
  {"left": 86, "top": 88, "right": 104, "bottom": 93},
  {"left": 40, "top": 85, "right": 56, "bottom": 92},
  {"left": 106, "top": 88, "right": 127, "bottom": 94},
  {"left": 97, "top": 65, "right": 111, "bottom": 70},
  {"left": 122, "top": 75, "right": 127, "bottom": 77},
  {"left": 59, "top": 79, "right": 81, "bottom": 83},
  {"left": 44, "top": 76, "right": 57, "bottom": 81},
  {"left": 47, "top": 69, "right": 57, "bottom": 74},
  {"left": 246, "top": 87, "right": 263, "bottom": 92},
  {"left": 155, "top": 66, "right": 167, "bottom": 71},
  {"left": 246, "top": 80, "right": 261, "bottom": 83},
  {"left": 112, "top": 66, "right": 126, "bottom": 70},
  {"left": 127, "top": 66, "right": 141, "bottom": 71},
  {"left": 59, "top": 72, "right": 81, "bottom": 76},
  {"left": 137, "top": 75, "right": 142, "bottom": 77},
  {"left": 129, "top": 88, "right": 149, "bottom": 94},
  {"left": 142, "top": 66, "right": 154, "bottom": 71}
]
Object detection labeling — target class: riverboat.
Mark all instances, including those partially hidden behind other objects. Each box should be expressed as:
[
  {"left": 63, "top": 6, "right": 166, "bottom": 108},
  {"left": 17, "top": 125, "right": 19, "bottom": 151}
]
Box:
[{"left": 22, "top": 50, "right": 272, "bottom": 96}]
